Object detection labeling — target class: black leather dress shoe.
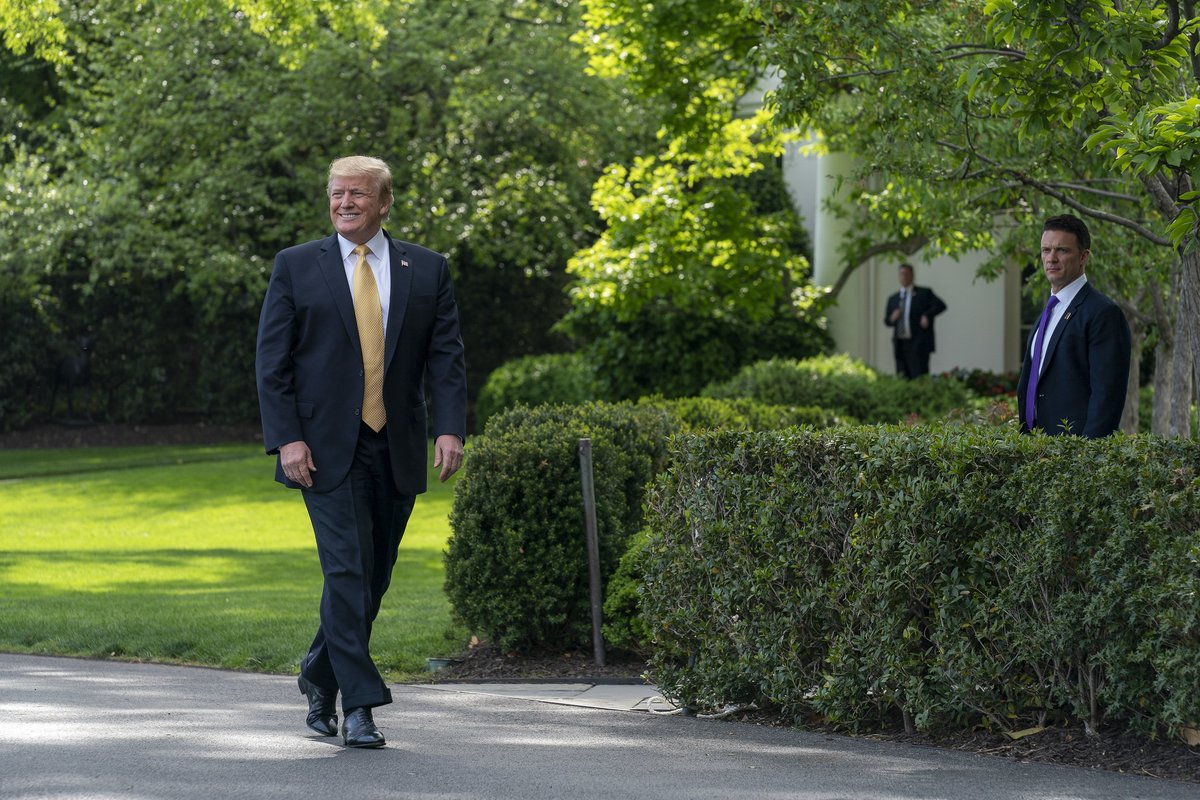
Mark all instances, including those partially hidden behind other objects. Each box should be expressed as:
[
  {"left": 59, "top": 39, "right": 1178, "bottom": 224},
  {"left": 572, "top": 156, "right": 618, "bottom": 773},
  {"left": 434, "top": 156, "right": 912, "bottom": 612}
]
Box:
[
  {"left": 342, "top": 706, "right": 385, "bottom": 748},
  {"left": 298, "top": 675, "right": 338, "bottom": 737}
]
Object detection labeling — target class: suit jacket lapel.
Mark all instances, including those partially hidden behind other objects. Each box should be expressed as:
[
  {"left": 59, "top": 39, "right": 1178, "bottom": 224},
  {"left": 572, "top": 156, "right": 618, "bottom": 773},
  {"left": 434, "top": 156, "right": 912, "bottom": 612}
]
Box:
[
  {"left": 1041, "top": 283, "right": 1091, "bottom": 373},
  {"left": 318, "top": 235, "right": 360, "bottom": 347},
  {"left": 384, "top": 232, "right": 412, "bottom": 371}
]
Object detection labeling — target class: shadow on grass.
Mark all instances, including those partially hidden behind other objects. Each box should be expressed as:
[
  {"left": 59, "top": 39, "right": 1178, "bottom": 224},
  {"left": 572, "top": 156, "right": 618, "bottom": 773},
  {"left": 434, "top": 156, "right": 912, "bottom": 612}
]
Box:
[{"left": 0, "top": 544, "right": 456, "bottom": 675}]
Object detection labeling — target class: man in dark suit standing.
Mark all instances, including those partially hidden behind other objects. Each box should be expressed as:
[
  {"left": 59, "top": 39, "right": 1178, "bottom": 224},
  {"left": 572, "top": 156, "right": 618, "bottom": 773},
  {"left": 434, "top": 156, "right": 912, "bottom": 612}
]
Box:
[
  {"left": 884, "top": 263, "right": 948, "bottom": 379},
  {"left": 256, "top": 155, "right": 467, "bottom": 748},
  {"left": 1016, "top": 214, "right": 1130, "bottom": 438}
]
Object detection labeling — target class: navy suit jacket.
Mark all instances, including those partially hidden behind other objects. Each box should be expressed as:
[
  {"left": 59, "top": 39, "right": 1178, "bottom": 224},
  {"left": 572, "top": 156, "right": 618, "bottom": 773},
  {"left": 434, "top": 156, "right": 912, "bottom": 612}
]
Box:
[
  {"left": 1016, "top": 282, "right": 1130, "bottom": 438},
  {"left": 255, "top": 231, "right": 467, "bottom": 495},
  {"left": 884, "top": 286, "right": 947, "bottom": 354}
]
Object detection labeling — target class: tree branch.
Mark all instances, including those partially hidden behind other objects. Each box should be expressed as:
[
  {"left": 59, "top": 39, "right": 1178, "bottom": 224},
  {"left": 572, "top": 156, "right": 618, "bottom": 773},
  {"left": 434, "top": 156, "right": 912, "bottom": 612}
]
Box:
[
  {"left": 936, "top": 139, "right": 1172, "bottom": 246},
  {"left": 1147, "top": 1, "right": 1181, "bottom": 51},
  {"left": 827, "top": 235, "right": 929, "bottom": 298},
  {"left": 942, "top": 49, "right": 1026, "bottom": 62},
  {"left": 1039, "top": 182, "right": 1142, "bottom": 203},
  {"left": 1186, "top": 0, "right": 1200, "bottom": 84},
  {"left": 1142, "top": 172, "right": 1181, "bottom": 217}
]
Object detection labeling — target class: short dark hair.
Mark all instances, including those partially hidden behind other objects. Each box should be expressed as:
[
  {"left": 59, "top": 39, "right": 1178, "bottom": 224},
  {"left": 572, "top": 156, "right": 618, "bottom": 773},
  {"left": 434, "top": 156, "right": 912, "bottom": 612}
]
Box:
[
  {"left": 898, "top": 263, "right": 914, "bottom": 273},
  {"left": 1043, "top": 214, "right": 1090, "bottom": 251}
]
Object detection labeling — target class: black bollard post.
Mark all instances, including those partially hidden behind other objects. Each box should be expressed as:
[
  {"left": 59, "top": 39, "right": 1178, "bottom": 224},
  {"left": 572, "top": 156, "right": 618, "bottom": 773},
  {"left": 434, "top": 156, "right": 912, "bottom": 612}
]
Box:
[{"left": 578, "top": 438, "right": 606, "bottom": 667}]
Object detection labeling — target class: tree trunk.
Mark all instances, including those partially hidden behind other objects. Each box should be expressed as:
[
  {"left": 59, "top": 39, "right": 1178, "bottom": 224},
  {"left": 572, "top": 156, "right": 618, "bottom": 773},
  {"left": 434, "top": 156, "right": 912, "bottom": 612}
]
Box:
[
  {"left": 1152, "top": 332, "right": 1174, "bottom": 437},
  {"left": 1168, "top": 249, "right": 1200, "bottom": 438},
  {"left": 1120, "top": 324, "right": 1141, "bottom": 434}
]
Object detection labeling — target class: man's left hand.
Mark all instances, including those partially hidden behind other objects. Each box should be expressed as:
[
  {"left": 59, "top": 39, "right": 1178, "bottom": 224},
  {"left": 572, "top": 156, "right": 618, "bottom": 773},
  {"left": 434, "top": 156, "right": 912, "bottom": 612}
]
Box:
[
  {"left": 434, "top": 434, "right": 465, "bottom": 482},
  {"left": 920, "top": 315, "right": 930, "bottom": 329}
]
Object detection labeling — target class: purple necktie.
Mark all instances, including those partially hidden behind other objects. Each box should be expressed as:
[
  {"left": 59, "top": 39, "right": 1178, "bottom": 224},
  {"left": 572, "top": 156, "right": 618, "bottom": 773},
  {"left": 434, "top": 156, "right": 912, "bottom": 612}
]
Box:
[{"left": 1024, "top": 294, "right": 1060, "bottom": 429}]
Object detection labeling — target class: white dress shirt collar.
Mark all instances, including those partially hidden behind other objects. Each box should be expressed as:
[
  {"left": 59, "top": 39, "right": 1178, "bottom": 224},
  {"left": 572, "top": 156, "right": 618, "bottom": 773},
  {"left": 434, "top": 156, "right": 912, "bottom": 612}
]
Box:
[
  {"left": 337, "top": 229, "right": 392, "bottom": 335},
  {"left": 1051, "top": 273, "right": 1088, "bottom": 307},
  {"left": 337, "top": 229, "right": 389, "bottom": 263}
]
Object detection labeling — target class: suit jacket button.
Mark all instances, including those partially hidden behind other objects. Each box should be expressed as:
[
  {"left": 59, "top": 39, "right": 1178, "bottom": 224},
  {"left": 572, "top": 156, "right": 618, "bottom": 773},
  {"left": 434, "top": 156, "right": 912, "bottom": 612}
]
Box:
[{"left": 354, "top": 408, "right": 360, "bottom": 416}]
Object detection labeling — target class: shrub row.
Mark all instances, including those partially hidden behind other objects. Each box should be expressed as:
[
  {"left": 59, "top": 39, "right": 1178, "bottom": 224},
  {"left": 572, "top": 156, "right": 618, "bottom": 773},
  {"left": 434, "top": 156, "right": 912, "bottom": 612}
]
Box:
[
  {"left": 640, "top": 426, "right": 1200, "bottom": 740},
  {"left": 638, "top": 395, "right": 850, "bottom": 432},
  {"left": 444, "top": 402, "right": 674, "bottom": 652},
  {"left": 473, "top": 353, "right": 604, "bottom": 433},
  {"left": 444, "top": 396, "right": 844, "bottom": 654},
  {"left": 703, "top": 354, "right": 971, "bottom": 424}
]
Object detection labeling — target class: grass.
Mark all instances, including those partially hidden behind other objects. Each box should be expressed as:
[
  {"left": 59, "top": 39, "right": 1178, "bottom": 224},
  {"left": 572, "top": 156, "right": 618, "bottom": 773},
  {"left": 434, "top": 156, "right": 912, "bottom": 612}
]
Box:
[
  {"left": 0, "top": 441, "right": 466, "bottom": 682},
  {"left": 0, "top": 443, "right": 256, "bottom": 480}
]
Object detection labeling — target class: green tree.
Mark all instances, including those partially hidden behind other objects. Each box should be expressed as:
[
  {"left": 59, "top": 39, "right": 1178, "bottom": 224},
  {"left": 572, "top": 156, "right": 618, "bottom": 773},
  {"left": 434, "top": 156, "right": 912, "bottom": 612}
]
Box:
[
  {"left": 747, "top": 0, "right": 1200, "bottom": 436},
  {"left": 567, "top": 3, "right": 829, "bottom": 399},
  {"left": 559, "top": 115, "right": 828, "bottom": 398},
  {"left": 0, "top": 0, "right": 657, "bottom": 429},
  {"left": 581, "top": 0, "right": 1199, "bottom": 435}
]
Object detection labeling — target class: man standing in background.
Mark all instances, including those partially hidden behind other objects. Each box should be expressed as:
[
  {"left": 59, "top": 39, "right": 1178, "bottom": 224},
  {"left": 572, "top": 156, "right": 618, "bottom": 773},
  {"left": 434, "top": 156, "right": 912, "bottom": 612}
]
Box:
[
  {"left": 884, "top": 263, "right": 948, "bottom": 379},
  {"left": 1017, "top": 214, "right": 1130, "bottom": 437}
]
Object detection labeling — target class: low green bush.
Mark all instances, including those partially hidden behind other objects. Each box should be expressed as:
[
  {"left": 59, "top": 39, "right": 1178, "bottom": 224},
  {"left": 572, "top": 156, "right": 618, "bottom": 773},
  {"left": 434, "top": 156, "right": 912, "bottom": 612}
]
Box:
[
  {"left": 601, "top": 528, "right": 654, "bottom": 656},
  {"left": 445, "top": 402, "right": 674, "bottom": 652},
  {"left": 638, "top": 395, "right": 849, "bottom": 431},
  {"left": 450, "top": 394, "right": 850, "bottom": 655},
  {"left": 941, "top": 366, "right": 1020, "bottom": 398},
  {"left": 642, "top": 426, "right": 1200, "bottom": 741},
  {"left": 473, "top": 353, "right": 603, "bottom": 433},
  {"left": 702, "top": 354, "right": 970, "bottom": 424}
]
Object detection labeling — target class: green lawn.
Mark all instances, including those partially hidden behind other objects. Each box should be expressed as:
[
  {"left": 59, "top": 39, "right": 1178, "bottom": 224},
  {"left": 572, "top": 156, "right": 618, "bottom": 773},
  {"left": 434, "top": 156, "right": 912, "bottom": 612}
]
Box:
[{"left": 0, "top": 442, "right": 466, "bottom": 682}]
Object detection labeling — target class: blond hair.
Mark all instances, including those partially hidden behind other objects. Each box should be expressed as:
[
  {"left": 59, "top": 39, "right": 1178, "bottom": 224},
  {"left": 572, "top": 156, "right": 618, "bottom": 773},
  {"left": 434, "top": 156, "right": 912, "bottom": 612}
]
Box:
[{"left": 327, "top": 156, "right": 393, "bottom": 200}]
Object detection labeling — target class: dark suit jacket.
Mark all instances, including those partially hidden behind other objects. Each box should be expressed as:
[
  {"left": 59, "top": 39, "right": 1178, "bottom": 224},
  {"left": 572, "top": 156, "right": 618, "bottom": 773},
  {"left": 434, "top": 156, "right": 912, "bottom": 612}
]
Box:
[
  {"left": 256, "top": 231, "right": 467, "bottom": 495},
  {"left": 1016, "top": 282, "right": 1130, "bottom": 438},
  {"left": 884, "top": 286, "right": 947, "bottom": 354}
]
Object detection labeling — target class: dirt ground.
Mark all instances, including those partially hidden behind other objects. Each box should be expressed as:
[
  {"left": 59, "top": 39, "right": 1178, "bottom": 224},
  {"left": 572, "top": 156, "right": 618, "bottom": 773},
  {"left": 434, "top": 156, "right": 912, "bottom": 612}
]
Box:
[{"left": 6, "top": 421, "right": 1199, "bottom": 785}]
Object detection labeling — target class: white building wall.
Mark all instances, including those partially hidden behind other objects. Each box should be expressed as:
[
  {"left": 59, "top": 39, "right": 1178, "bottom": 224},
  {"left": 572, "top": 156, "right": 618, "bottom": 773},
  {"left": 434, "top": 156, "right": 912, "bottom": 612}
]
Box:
[{"left": 781, "top": 141, "right": 1021, "bottom": 376}]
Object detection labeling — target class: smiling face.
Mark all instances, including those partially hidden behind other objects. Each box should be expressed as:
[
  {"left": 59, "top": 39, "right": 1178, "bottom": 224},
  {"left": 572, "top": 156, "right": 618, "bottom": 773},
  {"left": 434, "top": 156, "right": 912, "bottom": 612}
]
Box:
[
  {"left": 328, "top": 174, "right": 390, "bottom": 244},
  {"left": 1040, "top": 228, "right": 1089, "bottom": 292}
]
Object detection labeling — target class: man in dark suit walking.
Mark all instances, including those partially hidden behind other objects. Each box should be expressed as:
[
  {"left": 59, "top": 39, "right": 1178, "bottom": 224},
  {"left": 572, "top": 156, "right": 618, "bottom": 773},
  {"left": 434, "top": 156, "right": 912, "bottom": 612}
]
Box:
[
  {"left": 256, "top": 155, "right": 467, "bottom": 748},
  {"left": 884, "top": 263, "right": 948, "bottom": 379},
  {"left": 1016, "top": 214, "right": 1130, "bottom": 438}
]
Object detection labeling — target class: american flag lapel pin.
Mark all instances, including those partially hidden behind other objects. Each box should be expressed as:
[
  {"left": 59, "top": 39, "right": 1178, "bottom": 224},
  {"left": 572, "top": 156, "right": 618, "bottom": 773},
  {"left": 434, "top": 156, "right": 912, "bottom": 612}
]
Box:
[
  {"left": 400, "top": 258, "right": 410, "bottom": 268},
  {"left": 1063, "top": 312, "right": 1072, "bottom": 321}
]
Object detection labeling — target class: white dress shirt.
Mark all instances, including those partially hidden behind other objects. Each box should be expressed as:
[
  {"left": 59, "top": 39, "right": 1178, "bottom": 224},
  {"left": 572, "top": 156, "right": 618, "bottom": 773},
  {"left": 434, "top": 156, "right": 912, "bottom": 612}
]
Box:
[
  {"left": 1031, "top": 273, "right": 1088, "bottom": 374},
  {"left": 338, "top": 229, "right": 392, "bottom": 336}
]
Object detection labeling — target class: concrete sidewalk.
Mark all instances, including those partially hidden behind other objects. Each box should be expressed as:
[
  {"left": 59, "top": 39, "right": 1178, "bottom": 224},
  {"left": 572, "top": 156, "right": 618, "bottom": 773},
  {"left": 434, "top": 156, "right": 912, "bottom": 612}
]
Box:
[
  {"left": 1, "top": 653, "right": 1193, "bottom": 800},
  {"left": 425, "top": 679, "right": 674, "bottom": 713}
]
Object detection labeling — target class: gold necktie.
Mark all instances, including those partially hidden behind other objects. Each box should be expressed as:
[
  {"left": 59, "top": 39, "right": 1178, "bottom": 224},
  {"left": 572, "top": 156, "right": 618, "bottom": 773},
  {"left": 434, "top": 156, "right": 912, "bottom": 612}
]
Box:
[{"left": 352, "top": 244, "right": 386, "bottom": 431}]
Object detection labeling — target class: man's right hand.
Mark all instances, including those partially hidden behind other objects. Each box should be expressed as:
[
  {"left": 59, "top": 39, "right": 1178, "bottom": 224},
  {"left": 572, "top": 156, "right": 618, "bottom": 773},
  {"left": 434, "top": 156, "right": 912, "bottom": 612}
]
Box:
[
  {"left": 889, "top": 308, "right": 902, "bottom": 323},
  {"left": 280, "top": 440, "right": 316, "bottom": 488}
]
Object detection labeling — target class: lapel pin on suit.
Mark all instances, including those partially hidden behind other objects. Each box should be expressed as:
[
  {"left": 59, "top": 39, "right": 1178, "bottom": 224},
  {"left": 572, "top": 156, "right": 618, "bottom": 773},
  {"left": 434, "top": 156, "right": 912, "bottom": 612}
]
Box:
[
  {"left": 1063, "top": 312, "right": 1072, "bottom": 321},
  {"left": 400, "top": 258, "right": 410, "bottom": 268}
]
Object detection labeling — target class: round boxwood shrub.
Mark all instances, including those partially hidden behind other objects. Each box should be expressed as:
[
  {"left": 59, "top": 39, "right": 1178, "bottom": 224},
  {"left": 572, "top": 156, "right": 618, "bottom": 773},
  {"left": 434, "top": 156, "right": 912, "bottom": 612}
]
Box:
[
  {"left": 445, "top": 401, "right": 675, "bottom": 653},
  {"left": 474, "top": 352, "right": 603, "bottom": 433}
]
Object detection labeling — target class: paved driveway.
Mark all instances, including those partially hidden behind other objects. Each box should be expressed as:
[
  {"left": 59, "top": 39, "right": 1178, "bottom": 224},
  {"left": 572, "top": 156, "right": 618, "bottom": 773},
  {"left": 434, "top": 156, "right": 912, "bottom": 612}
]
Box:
[{"left": 0, "top": 654, "right": 1192, "bottom": 800}]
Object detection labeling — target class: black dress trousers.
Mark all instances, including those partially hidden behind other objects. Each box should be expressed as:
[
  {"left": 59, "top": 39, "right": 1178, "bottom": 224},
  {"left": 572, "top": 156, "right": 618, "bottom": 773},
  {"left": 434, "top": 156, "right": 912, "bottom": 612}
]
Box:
[{"left": 299, "top": 423, "right": 415, "bottom": 712}]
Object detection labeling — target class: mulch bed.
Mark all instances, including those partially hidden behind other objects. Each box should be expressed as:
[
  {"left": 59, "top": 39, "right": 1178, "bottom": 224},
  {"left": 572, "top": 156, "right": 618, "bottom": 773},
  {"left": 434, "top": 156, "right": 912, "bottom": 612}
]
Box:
[
  {"left": 7, "top": 422, "right": 1199, "bottom": 784},
  {"left": 432, "top": 642, "right": 650, "bottom": 684}
]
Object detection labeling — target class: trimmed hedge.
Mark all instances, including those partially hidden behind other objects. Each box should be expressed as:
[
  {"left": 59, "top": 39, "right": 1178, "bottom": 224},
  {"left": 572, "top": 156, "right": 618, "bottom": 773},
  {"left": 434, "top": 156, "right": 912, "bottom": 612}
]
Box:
[
  {"left": 473, "top": 353, "right": 604, "bottom": 433},
  {"left": 638, "top": 395, "right": 850, "bottom": 431},
  {"left": 445, "top": 402, "right": 674, "bottom": 652},
  {"left": 445, "top": 395, "right": 842, "bottom": 654},
  {"left": 702, "top": 354, "right": 970, "bottom": 424},
  {"left": 641, "top": 426, "right": 1200, "bottom": 740}
]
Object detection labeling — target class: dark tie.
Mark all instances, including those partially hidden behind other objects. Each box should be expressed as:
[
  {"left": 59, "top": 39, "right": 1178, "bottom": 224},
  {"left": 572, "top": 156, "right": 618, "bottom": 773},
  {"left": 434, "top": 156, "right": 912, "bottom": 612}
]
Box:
[{"left": 1024, "top": 294, "right": 1060, "bottom": 429}]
